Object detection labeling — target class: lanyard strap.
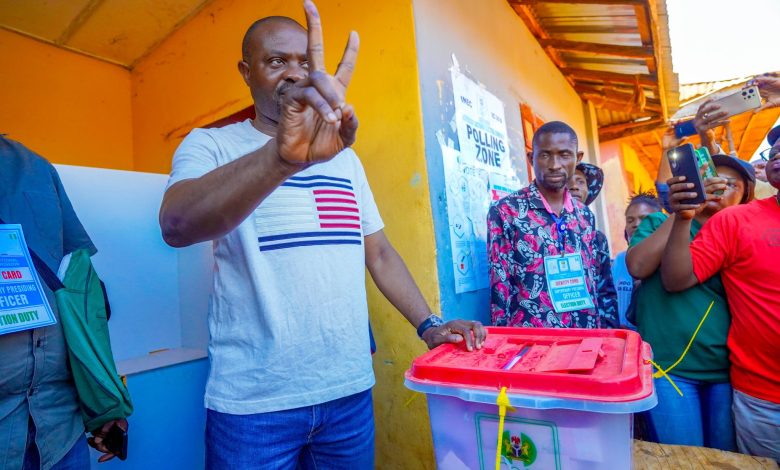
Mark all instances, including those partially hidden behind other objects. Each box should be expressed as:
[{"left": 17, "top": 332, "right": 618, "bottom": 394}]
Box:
[
  {"left": 0, "top": 216, "right": 64, "bottom": 292},
  {"left": 535, "top": 184, "right": 569, "bottom": 254},
  {"left": 549, "top": 212, "right": 567, "bottom": 253}
]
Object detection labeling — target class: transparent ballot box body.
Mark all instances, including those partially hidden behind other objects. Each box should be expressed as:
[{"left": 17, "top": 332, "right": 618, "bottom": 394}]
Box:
[{"left": 405, "top": 327, "right": 657, "bottom": 470}]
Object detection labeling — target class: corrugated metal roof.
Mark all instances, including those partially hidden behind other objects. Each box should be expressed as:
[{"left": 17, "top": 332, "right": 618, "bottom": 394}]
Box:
[
  {"left": 614, "top": 72, "right": 780, "bottom": 177},
  {"left": 507, "top": 0, "right": 679, "bottom": 139}
]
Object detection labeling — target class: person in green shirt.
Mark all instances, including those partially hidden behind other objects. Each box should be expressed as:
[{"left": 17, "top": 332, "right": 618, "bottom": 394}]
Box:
[{"left": 625, "top": 154, "right": 755, "bottom": 451}]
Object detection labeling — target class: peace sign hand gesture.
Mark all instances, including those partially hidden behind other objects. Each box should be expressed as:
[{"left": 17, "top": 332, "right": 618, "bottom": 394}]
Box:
[{"left": 277, "top": 0, "right": 360, "bottom": 167}]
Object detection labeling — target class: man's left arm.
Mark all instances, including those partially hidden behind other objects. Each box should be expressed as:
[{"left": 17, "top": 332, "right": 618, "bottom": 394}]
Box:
[{"left": 364, "top": 230, "right": 485, "bottom": 351}]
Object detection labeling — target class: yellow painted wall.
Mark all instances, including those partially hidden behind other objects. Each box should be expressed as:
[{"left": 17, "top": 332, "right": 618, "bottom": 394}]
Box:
[
  {"left": 0, "top": 29, "right": 133, "bottom": 170},
  {"left": 620, "top": 141, "right": 656, "bottom": 194},
  {"left": 131, "top": 0, "right": 437, "bottom": 467}
]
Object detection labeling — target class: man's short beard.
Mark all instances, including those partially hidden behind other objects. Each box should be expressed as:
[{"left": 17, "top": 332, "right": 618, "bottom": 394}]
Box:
[{"left": 539, "top": 178, "right": 567, "bottom": 191}]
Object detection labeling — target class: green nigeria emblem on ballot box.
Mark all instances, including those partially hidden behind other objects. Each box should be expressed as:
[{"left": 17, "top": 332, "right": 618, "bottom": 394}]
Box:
[
  {"left": 475, "top": 413, "right": 561, "bottom": 469},
  {"left": 501, "top": 430, "right": 536, "bottom": 465}
]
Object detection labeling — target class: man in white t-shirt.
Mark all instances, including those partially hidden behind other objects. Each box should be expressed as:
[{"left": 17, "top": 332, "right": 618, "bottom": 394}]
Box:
[{"left": 158, "top": 2, "right": 486, "bottom": 468}]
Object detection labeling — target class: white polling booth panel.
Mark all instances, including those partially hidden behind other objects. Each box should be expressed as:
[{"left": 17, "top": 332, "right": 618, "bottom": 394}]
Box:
[
  {"left": 55, "top": 164, "right": 212, "bottom": 366},
  {"left": 55, "top": 164, "right": 212, "bottom": 469}
]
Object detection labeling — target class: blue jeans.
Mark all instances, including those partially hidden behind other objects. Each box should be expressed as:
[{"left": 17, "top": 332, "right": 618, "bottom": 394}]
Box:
[
  {"left": 23, "top": 417, "right": 90, "bottom": 470},
  {"left": 206, "top": 389, "right": 374, "bottom": 470},
  {"left": 647, "top": 375, "right": 736, "bottom": 451},
  {"left": 732, "top": 389, "right": 780, "bottom": 462}
]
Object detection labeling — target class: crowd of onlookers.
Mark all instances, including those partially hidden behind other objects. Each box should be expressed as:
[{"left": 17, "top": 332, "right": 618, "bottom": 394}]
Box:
[{"left": 583, "top": 75, "right": 778, "bottom": 461}]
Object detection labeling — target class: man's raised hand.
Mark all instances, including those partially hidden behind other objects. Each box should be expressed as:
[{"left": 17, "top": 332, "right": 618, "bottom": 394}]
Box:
[
  {"left": 276, "top": 0, "right": 360, "bottom": 167},
  {"left": 752, "top": 74, "right": 780, "bottom": 112}
]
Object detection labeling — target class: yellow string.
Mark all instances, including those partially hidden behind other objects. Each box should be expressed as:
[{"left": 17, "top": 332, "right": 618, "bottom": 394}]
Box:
[
  {"left": 645, "top": 300, "right": 715, "bottom": 397},
  {"left": 648, "top": 358, "right": 683, "bottom": 396},
  {"left": 495, "top": 387, "right": 514, "bottom": 470}
]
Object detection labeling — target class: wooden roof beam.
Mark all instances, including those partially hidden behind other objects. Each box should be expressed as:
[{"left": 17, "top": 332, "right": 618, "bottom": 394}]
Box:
[
  {"left": 631, "top": 136, "right": 658, "bottom": 167},
  {"left": 583, "top": 93, "right": 661, "bottom": 114},
  {"left": 564, "top": 68, "right": 657, "bottom": 87},
  {"left": 651, "top": 129, "right": 664, "bottom": 148},
  {"left": 600, "top": 117, "right": 663, "bottom": 134},
  {"left": 599, "top": 117, "right": 665, "bottom": 141},
  {"left": 539, "top": 38, "right": 654, "bottom": 59},
  {"left": 510, "top": 3, "right": 571, "bottom": 85},
  {"left": 545, "top": 25, "right": 640, "bottom": 34},
  {"left": 510, "top": 0, "right": 645, "bottom": 5},
  {"left": 634, "top": 1, "right": 658, "bottom": 75},
  {"left": 579, "top": 86, "right": 662, "bottom": 113},
  {"left": 575, "top": 84, "right": 661, "bottom": 105},
  {"left": 56, "top": 0, "right": 106, "bottom": 45},
  {"left": 576, "top": 81, "right": 656, "bottom": 92}
]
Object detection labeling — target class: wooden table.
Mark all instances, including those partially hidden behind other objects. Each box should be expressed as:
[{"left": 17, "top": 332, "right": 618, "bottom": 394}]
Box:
[{"left": 633, "top": 439, "right": 778, "bottom": 469}]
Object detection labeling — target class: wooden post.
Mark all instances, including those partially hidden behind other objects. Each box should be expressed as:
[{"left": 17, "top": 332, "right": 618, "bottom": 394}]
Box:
[{"left": 725, "top": 122, "right": 736, "bottom": 156}]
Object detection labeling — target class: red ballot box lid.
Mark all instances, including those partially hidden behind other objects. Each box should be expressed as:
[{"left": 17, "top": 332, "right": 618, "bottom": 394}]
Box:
[{"left": 406, "top": 327, "right": 654, "bottom": 403}]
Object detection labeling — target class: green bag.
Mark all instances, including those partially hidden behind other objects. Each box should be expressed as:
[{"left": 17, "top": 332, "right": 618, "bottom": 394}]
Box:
[{"left": 35, "top": 248, "right": 133, "bottom": 433}]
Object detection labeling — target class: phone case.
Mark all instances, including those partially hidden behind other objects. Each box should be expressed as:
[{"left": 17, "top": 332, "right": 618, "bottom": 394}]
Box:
[
  {"left": 669, "top": 144, "right": 706, "bottom": 205},
  {"left": 103, "top": 425, "right": 128, "bottom": 461},
  {"left": 674, "top": 120, "right": 697, "bottom": 138},
  {"left": 710, "top": 86, "right": 761, "bottom": 118}
]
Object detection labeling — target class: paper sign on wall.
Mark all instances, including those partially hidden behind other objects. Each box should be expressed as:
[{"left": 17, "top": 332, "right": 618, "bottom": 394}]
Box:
[
  {"left": 451, "top": 65, "right": 514, "bottom": 179},
  {"left": 442, "top": 59, "right": 522, "bottom": 293}
]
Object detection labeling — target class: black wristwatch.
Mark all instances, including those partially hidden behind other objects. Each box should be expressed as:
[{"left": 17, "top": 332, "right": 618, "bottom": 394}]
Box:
[{"left": 417, "top": 314, "right": 445, "bottom": 339}]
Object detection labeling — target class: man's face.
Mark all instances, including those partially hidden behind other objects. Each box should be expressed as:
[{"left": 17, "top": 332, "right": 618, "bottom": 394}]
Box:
[
  {"left": 568, "top": 169, "right": 588, "bottom": 204},
  {"left": 702, "top": 165, "right": 745, "bottom": 214},
  {"left": 752, "top": 160, "right": 768, "bottom": 183},
  {"left": 766, "top": 140, "right": 780, "bottom": 189},
  {"left": 625, "top": 202, "right": 657, "bottom": 241},
  {"left": 528, "top": 132, "right": 579, "bottom": 192},
  {"left": 238, "top": 22, "right": 308, "bottom": 123}
]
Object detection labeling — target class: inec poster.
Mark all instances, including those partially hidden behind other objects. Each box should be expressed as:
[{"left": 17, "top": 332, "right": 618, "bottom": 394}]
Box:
[{"left": 443, "top": 61, "right": 522, "bottom": 293}]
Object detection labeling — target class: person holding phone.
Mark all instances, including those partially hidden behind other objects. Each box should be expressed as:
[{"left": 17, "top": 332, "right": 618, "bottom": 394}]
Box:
[
  {"left": 660, "top": 134, "right": 780, "bottom": 461},
  {"left": 626, "top": 153, "right": 755, "bottom": 451},
  {"left": 158, "top": 2, "right": 485, "bottom": 467}
]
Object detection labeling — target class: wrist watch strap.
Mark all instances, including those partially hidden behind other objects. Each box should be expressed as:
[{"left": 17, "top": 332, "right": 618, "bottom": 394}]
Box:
[{"left": 416, "top": 314, "right": 444, "bottom": 339}]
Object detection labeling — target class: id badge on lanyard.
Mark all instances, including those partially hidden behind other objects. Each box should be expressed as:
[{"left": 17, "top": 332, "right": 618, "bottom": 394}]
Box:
[
  {"left": 0, "top": 225, "right": 57, "bottom": 335},
  {"left": 544, "top": 253, "right": 595, "bottom": 313}
]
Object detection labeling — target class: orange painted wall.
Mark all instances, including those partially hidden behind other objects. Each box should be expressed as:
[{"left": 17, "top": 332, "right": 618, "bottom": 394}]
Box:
[
  {"left": 131, "top": 1, "right": 438, "bottom": 467},
  {"left": 0, "top": 29, "right": 133, "bottom": 170}
]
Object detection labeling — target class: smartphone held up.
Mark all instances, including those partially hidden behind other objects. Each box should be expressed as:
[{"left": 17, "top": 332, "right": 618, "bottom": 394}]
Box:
[
  {"left": 673, "top": 85, "right": 763, "bottom": 139},
  {"left": 710, "top": 85, "right": 762, "bottom": 118},
  {"left": 668, "top": 144, "right": 707, "bottom": 205}
]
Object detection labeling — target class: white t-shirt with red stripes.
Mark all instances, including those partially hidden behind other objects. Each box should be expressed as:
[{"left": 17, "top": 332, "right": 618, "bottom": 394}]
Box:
[{"left": 167, "top": 119, "right": 384, "bottom": 414}]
